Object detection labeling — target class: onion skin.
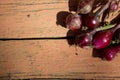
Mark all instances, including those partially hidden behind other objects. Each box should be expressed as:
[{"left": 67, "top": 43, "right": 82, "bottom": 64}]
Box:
[
  {"left": 110, "top": 0, "right": 119, "bottom": 12},
  {"left": 76, "top": 34, "right": 92, "bottom": 48},
  {"left": 83, "top": 0, "right": 112, "bottom": 29},
  {"left": 77, "top": 0, "right": 95, "bottom": 14},
  {"left": 84, "top": 13, "right": 100, "bottom": 29},
  {"left": 93, "top": 30, "right": 114, "bottom": 49},
  {"left": 66, "top": 14, "right": 82, "bottom": 31},
  {"left": 105, "top": 45, "right": 120, "bottom": 61},
  {"left": 93, "top": 20, "right": 120, "bottom": 49},
  {"left": 76, "top": 24, "right": 115, "bottom": 48}
]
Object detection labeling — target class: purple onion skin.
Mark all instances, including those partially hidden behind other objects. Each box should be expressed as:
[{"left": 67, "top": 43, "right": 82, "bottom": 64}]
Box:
[
  {"left": 110, "top": 0, "right": 119, "bottom": 12},
  {"left": 84, "top": 13, "right": 100, "bottom": 29},
  {"left": 77, "top": 0, "right": 95, "bottom": 14},
  {"left": 93, "top": 30, "right": 114, "bottom": 49},
  {"left": 105, "top": 45, "right": 120, "bottom": 61},
  {"left": 77, "top": 26, "right": 97, "bottom": 48},
  {"left": 66, "top": 14, "right": 82, "bottom": 31},
  {"left": 83, "top": 0, "right": 112, "bottom": 29},
  {"left": 78, "top": 19, "right": 120, "bottom": 48},
  {"left": 93, "top": 20, "right": 120, "bottom": 49},
  {"left": 76, "top": 34, "right": 91, "bottom": 48}
]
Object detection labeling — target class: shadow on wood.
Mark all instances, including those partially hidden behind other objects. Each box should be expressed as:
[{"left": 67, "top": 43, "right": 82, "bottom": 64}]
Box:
[
  {"left": 92, "top": 48, "right": 105, "bottom": 60},
  {"left": 66, "top": 29, "right": 88, "bottom": 46},
  {"left": 68, "top": 0, "right": 79, "bottom": 12},
  {"left": 56, "top": 11, "right": 71, "bottom": 28}
]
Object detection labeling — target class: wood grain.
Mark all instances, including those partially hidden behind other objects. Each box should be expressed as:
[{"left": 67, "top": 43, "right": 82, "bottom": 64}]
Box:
[{"left": 0, "top": 0, "right": 120, "bottom": 79}]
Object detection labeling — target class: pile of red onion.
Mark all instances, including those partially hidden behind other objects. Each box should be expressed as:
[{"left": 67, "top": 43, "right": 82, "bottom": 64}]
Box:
[{"left": 65, "top": 0, "right": 120, "bottom": 61}]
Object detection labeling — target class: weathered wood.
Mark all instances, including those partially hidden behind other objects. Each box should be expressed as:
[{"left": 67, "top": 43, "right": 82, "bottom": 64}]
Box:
[
  {"left": 0, "top": 0, "right": 120, "bottom": 79},
  {"left": 0, "top": 0, "right": 68, "bottom": 38}
]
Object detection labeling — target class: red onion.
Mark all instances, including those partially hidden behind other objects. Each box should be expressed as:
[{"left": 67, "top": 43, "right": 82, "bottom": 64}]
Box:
[
  {"left": 84, "top": 13, "right": 100, "bottom": 29},
  {"left": 105, "top": 45, "right": 120, "bottom": 61},
  {"left": 66, "top": 13, "right": 82, "bottom": 30},
  {"left": 101, "top": 0, "right": 119, "bottom": 22},
  {"left": 93, "top": 30, "right": 114, "bottom": 49},
  {"left": 109, "top": 0, "right": 119, "bottom": 12},
  {"left": 76, "top": 24, "right": 115, "bottom": 48},
  {"left": 84, "top": 0, "right": 112, "bottom": 29},
  {"left": 92, "top": 21, "right": 120, "bottom": 49},
  {"left": 76, "top": 33, "right": 92, "bottom": 48},
  {"left": 77, "top": 0, "right": 95, "bottom": 14}
]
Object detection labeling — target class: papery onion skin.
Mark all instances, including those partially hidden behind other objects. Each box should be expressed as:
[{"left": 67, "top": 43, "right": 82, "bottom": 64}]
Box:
[
  {"left": 77, "top": 0, "right": 95, "bottom": 14},
  {"left": 66, "top": 14, "right": 82, "bottom": 31}
]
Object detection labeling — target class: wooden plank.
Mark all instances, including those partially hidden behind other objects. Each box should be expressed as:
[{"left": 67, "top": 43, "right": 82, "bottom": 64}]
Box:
[
  {"left": 0, "top": 0, "right": 68, "bottom": 38},
  {"left": 1, "top": 40, "right": 120, "bottom": 79},
  {"left": 0, "top": 0, "right": 120, "bottom": 79}
]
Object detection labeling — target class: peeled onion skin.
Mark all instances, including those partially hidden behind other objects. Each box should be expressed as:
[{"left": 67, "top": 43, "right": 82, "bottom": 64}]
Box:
[
  {"left": 105, "top": 45, "right": 120, "bottom": 61},
  {"left": 66, "top": 14, "right": 82, "bottom": 31}
]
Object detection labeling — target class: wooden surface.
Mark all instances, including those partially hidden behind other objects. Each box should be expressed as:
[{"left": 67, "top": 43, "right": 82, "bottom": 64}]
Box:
[{"left": 0, "top": 0, "right": 120, "bottom": 79}]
